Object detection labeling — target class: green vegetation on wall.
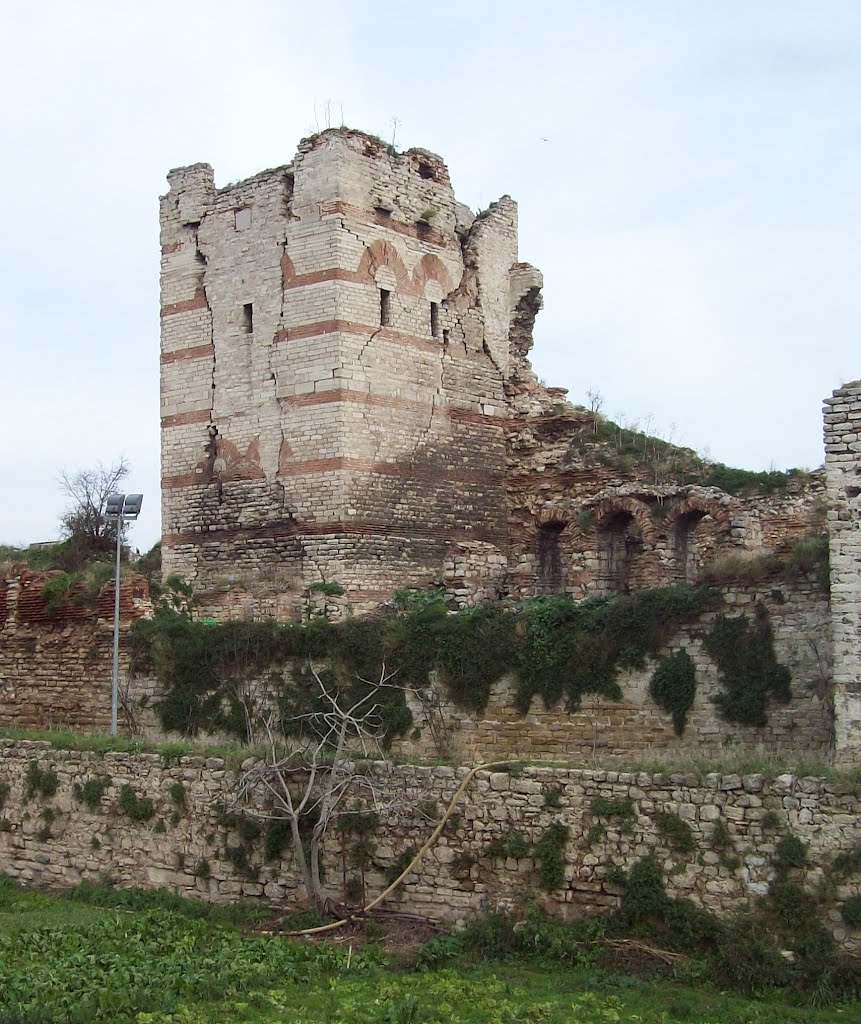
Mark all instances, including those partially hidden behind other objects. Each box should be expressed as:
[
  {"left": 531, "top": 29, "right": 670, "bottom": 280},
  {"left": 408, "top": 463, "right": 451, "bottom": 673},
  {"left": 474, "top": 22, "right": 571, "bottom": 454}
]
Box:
[
  {"left": 648, "top": 649, "right": 697, "bottom": 735},
  {"left": 131, "top": 584, "right": 720, "bottom": 740},
  {"left": 703, "top": 605, "right": 792, "bottom": 727}
]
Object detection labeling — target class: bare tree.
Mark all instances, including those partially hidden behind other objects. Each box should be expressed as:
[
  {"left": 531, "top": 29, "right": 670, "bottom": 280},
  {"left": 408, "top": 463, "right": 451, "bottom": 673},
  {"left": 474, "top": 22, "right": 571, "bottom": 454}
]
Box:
[
  {"left": 230, "top": 663, "right": 405, "bottom": 913},
  {"left": 58, "top": 458, "right": 129, "bottom": 560}
]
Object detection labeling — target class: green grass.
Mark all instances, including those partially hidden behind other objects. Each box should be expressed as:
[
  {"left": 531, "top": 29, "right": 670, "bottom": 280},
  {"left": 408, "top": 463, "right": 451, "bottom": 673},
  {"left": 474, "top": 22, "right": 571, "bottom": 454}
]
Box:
[{"left": 0, "top": 879, "right": 854, "bottom": 1024}]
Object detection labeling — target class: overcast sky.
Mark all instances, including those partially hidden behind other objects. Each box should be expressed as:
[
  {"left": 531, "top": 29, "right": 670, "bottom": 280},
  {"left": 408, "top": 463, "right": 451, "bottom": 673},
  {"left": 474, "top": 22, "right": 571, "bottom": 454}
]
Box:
[{"left": 0, "top": 0, "right": 858, "bottom": 552}]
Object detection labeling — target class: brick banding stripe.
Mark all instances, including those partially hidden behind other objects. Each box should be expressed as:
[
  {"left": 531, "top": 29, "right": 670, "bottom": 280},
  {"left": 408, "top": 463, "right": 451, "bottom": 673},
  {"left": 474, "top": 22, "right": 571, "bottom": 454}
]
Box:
[
  {"left": 160, "top": 288, "right": 209, "bottom": 318},
  {"left": 274, "top": 320, "right": 443, "bottom": 356},
  {"left": 162, "top": 457, "right": 502, "bottom": 489},
  {"left": 161, "top": 343, "right": 215, "bottom": 364},
  {"left": 161, "top": 409, "right": 212, "bottom": 428}
]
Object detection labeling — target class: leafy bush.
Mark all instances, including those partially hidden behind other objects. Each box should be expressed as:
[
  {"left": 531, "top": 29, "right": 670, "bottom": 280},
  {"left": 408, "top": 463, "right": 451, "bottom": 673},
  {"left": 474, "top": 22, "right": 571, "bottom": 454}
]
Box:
[
  {"left": 842, "top": 895, "right": 861, "bottom": 928},
  {"left": 486, "top": 828, "right": 530, "bottom": 859},
  {"left": 72, "top": 776, "right": 111, "bottom": 810},
  {"left": 23, "top": 762, "right": 58, "bottom": 801},
  {"left": 776, "top": 834, "right": 808, "bottom": 870},
  {"left": 535, "top": 822, "right": 569, "bottom": 890}
]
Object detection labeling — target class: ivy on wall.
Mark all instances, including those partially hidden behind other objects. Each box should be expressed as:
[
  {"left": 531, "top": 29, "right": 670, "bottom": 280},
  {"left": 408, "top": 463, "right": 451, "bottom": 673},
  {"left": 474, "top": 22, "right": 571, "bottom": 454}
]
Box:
[
  {"left": 131, "top": 584, "right": 722, "bottom": 741},
  {"left": 703, "top": 605, "right": 792, "bottom": 728},
  {"left": 649, "top": 649, "right": 697, "bottom": 736}
]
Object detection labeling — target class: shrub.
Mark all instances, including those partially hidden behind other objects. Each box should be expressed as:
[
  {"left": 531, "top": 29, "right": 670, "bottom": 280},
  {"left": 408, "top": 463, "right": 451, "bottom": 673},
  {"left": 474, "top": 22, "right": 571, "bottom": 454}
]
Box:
[
  {"left": 487, "top": 828, "right": 530, "bottom": 859},
  {"left": 655, "top": 811, "right": 696, "bottom": 854},
  {"left": 72, "top": 776, "right": 111, "bottom": 810},
  {"left": 23, "top": 762, "right": 58, "bottom": 801},
  {"left": 775, "top": 834, "right": 808, "bottom": 870},
  {"left": 118, "top": 784, "right": 155, "bottom": 823},
  {"left": 264, "top": 819, "right": 292, "bottom": 862},
  {"left": 168, "top": 781, "right": 186, "bottom": 807},
  {"left": 841, "top": 895, "right": 861, "bottom": 928}
]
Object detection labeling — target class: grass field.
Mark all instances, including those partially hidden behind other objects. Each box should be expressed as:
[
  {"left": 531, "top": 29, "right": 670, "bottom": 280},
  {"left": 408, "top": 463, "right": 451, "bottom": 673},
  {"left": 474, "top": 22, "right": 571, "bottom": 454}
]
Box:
[{"left": 0, "top": 879, "right": 856, "bottom": 1024}]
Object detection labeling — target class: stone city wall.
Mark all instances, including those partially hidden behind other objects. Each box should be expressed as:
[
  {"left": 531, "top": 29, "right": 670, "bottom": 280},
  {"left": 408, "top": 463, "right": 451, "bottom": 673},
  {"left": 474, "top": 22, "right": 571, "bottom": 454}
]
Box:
[{"left": 2, "top": 741, "right": 861, "bottom": 947}]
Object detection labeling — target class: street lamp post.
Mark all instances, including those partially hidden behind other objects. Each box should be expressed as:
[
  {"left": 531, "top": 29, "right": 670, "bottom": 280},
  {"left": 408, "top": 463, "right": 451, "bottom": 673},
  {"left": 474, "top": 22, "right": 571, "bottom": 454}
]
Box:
[{"left": 105, "top": 493, "right": 143, "bottom": 736}]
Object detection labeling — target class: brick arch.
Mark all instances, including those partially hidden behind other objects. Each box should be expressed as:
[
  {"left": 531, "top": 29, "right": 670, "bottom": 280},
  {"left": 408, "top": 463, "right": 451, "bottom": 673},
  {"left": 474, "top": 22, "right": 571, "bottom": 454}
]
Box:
[
  {"left": 595, "top": 497, "right": 656, "bottom": 547},
  {"left": 536, "top": 506, "right": 571, "bottom": 529},
  {"left": 673, "top": 495, "right": 729, "bottom": 530},
  {"left": 356, "top": 240, "right": 412, "bottom": 293},
  {"left": 413, "top": 253, "right": 452, "bottom": 296}
]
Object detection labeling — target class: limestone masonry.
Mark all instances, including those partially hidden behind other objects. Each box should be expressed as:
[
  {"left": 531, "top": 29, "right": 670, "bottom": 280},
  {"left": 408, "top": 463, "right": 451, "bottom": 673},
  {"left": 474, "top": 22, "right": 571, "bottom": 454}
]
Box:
[{"left": 3, "top": 742, "right": 861, "bottom": 946}]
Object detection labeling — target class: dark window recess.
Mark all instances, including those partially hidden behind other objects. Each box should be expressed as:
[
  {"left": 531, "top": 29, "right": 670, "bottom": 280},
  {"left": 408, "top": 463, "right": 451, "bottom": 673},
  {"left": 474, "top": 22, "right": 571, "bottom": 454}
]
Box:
[
  {"left": 380, "top": 289, "right": 391, "bottom": 326},
  {"left": 430, "top": 302, "right": 440, "bottom": 337},
  {"left": 242, "top": 303, "right": 253, "bottom": 334},
  {"left": 538, "top": 522, "right": 565, "bottom": 593},
  {"left": 418, "top": 162, "right": 434, "bottom": 180}
]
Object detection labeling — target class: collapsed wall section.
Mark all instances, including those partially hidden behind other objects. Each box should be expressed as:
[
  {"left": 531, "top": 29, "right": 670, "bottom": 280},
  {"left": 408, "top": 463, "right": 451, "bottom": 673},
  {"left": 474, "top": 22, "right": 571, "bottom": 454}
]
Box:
[{"left": 825, "top": 381, "right": 861, "bottom": 767}]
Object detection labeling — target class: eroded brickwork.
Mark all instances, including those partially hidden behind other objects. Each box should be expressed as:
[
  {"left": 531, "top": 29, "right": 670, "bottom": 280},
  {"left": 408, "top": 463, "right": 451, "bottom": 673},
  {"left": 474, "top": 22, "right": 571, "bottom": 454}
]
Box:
[
  {"left": 0, "top": 572, "right": 152, "bottom": 732},
  {"left": 825, "top": 381, "right": 861, "bottom": 767}
]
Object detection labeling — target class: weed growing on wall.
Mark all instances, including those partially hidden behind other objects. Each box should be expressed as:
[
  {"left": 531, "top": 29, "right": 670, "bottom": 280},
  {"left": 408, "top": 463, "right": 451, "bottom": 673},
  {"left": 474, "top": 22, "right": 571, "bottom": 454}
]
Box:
[
  {"left": 655, "top": 811, "right": 696, "bottom": 854},
  {"left": 648, "top": 649, "right": 697, "bottom": 735},
  {"left": 23, "top": 762, "right": 58, "bottom": 801},
  {"left": 535, "top": 822, "right": 569, "bottom": 890},
  {"left": 72, "top": 776, "right": 111, "bottom": 810},
  {"left": 117, "top": 785, "right": 154, "bottom": 823},
  {"left": 487, "top": 828, "right": 531, "bottom": 859},
  {"left": 703, "top": 605, "right": 791, "bottom": 727}
]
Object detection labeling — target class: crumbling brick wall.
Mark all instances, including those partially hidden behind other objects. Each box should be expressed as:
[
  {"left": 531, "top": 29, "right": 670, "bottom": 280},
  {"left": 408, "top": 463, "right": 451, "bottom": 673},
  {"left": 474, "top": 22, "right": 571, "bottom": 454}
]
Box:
[{"left": 0, "top": 571, "right": 152, "bottom": 732}]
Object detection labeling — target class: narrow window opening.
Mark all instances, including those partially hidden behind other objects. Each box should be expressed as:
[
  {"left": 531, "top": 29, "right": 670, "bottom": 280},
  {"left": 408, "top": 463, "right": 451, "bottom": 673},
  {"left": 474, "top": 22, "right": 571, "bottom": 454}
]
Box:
[
  {"left": 442, "top": 328, "right": 450, "bottom": 346},
  {"left": 430, "top": 302, "right": 440, "bottom": 337},
  {"left": 379, "top": 288, "right": 391, "bottom": 327},
  {"left": 538, "top": 521, "right": 566, "bottom": 594},
  {"left": 242, "top": 303, "right": 253, "bottom": 334}
]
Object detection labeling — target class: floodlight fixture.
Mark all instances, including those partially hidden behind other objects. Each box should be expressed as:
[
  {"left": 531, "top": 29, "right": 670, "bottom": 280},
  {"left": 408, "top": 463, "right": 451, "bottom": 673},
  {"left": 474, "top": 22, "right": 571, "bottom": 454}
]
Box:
[{"left": 106, "top": 492, "right": 144, "bottom": 735}]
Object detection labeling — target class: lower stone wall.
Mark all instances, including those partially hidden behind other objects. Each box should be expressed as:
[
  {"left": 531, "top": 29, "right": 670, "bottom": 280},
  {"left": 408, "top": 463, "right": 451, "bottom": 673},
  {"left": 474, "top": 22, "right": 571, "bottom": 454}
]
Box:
[{"left": 2, "top": 740, "right": 861, "bottom": 947}]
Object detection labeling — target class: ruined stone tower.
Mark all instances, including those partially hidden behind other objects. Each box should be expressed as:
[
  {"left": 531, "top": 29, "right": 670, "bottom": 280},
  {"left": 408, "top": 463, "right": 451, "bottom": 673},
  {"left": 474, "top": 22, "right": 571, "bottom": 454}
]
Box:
[{"left": 160, "top": 129, "right": 542, "bottom": 615}]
